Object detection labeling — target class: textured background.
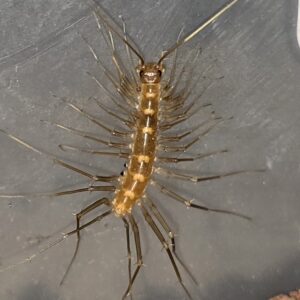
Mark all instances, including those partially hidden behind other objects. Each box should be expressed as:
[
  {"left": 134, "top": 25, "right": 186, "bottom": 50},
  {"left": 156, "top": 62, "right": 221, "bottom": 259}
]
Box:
[{"left": 0, "top": 0, "right": 300, "bottom": 299}]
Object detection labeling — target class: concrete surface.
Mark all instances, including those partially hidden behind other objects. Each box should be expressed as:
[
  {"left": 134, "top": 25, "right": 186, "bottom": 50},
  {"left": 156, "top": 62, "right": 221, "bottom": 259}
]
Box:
[{"left": 0, "top": 0, "right": 300, "bottom": 299}]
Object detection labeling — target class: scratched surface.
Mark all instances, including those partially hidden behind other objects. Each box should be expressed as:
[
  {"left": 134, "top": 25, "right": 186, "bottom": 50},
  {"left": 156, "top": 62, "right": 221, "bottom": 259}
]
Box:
[{"left": 0, "top": 1, "right": 300, "bottom": 300}]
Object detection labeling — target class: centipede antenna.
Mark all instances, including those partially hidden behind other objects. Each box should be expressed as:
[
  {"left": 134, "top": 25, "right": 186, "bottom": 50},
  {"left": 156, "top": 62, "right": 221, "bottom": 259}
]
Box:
[{"left": 158, "top": 0, "right": 240, "bottom": 64}]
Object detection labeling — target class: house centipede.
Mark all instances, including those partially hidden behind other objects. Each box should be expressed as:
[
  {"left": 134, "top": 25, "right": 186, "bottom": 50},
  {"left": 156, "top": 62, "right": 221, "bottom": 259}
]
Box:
[{"left": 0, "top": 0, "right": 264, "bottom": 299}]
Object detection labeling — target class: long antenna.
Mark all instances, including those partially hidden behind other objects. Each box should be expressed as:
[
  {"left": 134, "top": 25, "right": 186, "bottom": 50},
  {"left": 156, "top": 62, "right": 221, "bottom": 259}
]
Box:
[{"left": 158, "top": 0, "right": 240, "bottom": 64}]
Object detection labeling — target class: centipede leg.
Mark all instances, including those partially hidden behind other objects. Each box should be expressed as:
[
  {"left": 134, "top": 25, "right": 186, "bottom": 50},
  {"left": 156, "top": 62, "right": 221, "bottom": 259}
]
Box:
[
  {"left": 94, "top": 99, "right": 135, "bottom": 128},
  {"left": 140, "top": 203, "right": 192, "bottom": 300},
  {"left": 94, "top": 13, "right": 137, "bottom": 88},
  {"left": 157, "top": 150, "right": 228, "bottom": 164},
  {"left": 43, "top": 120, "right": 130, "bottom": 146},
  {"left": 122, "top": 214, "right": 143, "bottom": 300},
  {"left": 159, "top": 119, "right": 223, "bottom": 146},
  {"left": 120, "top": 17, "right": 138, "bottom": 86},
  {"left": 144, "top": 197, "right": 198, "bottom": 285},
  {"left": 80, "top": 33, "right": 138, "bottom": 108},
  {"left": 159, "top": 136, "right": 199, "bottom": 152},
  {"left": 54, "top": 159, "right": 119, "bottom": 182},
  {"left": 164, "top": 29, "right": 181, "bottom": 92},
  {"left": 122, "top": 217, "right": 133, "bottom": 300},
  {"left": 155, "top": 167, "right": 264, "bottom": 184},
  {"left": 0, "top": 185, "right": 115, "bottom": 199},
  {"left": 0, "top": 128, "right": 119, "bottom": 182},
  {"left": 152, "top": 181, "right": 251, "bottom": 220},
  {"left": 86, "top": 71, "right": 132, "bottom": 115},
  {"left": 59, "top": 144, "right": 129, "bottom": 158},
  {"left": 51, "top": 95, "right": 131, "bottom": 136},
  {"left": 60, "top": 200, "right": 111, "bottom": 285}
]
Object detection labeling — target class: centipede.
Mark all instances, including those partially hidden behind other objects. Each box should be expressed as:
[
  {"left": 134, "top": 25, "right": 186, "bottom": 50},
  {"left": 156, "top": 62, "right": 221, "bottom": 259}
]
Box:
[{"left": 0, "top": 0, "right": 264, "bottom": 299}]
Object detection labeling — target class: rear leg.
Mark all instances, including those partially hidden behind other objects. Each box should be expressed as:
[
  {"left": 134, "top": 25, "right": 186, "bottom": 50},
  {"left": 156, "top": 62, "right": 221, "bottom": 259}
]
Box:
[
  {"left": 122, "top": 214, "right": 143, "bottom": 300},
  {"left": 122, "top": 217, "right": 133, "bottom": 300},
  {"left": 140, "top": 203, "right": 192, "bottom": 299},
  {"left": 60, "top": 198, "right": 112, "bottom": 285},
  {"left": 144, "top": 196, "right": 198, "bottom": 285}
]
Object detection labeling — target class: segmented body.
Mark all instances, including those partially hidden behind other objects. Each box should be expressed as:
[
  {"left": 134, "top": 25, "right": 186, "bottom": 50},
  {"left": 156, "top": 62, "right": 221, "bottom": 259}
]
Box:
[{"left": 113, "top": 67, "right": 161, "bottom": 216}]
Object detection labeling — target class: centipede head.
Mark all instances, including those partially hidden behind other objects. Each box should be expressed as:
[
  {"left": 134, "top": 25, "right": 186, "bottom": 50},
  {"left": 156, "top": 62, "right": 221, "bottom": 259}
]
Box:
[{"left": 137, "top": 63, "right": 165, "bottom": 84}]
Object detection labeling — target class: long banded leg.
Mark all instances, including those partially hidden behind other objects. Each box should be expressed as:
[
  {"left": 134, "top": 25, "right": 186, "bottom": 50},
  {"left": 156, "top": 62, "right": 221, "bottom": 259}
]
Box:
[
  {"left": 51, "top": 95, "right": 129, "bottom": 135},
  {"left": 0, "top": 129, "right": 119, "bottom": 182},
  {"left": 80, "top": 33, "right": 137, "bottom": 107},
  {"left": 43, "top": 121, "right": 129, "bottom": 149},
  {"left": 163, "top": 50, "right": 195, "bottom": 98},
  {"left": 92, "top": 96, "right": 138, "bottom": 123},
  {"left": 159, "top": 109, "right": 220, "bottom": 135},
  {"left": 157, "top": 149, "right": 228, "bottom": 164},
  {"left": 93, "top": 99, "right": 135, "bottom": 128},
  {"left": 94, "top": 16, "right": 130, "bottom": 84},
  {"left": 60, "top": 198, "right": 111, "bottom": 285},
  {"left": 66, "top": 209, "right": 112, "bottom": 236},
  {"left": 164, "top": 27, "right": 185, "bottom": 92},
  {"left": 106, "top": 31, "right": 136, "bottom": 94},
  {"left": 159, "top": 115, "right": 189, "bottom": 131},
  {"left": 158, "top": 130, "right": 194, "bottom": 143},
  {"left": 0, "top": 185, "right": 115, "bottom": 199},
  {"left": 144, "top": 196, "right": 198, "bottom": 285},
  {"left": 0, "top": 209, "right": 112, "bottom": 274},
  {"left": 155, "top": 167, "right": 264, "bottom": 184},
  {"left": 54, "top": 159, "right": 118, "bottom": 182},
  {"left": 86, "top": 71, "right": 132, "bottom": 114},
  {"left": 59, "top": 144, "right": 129, "bottom": 159},
  {"left": 159, "top": 136, "right": 199, "bottom": 153},
  {"left": 120, "top": 16, "right": 138, "bottom": 86},
  {"left": 122, "top": 214, "right": 143, "bottom": 300},
  {"left": 158, "top": 113, "right": 214, "bottom": 143},
  {"left": 140, "top": 203, "right": 192, "bottom": 300},
  {"left": 152, "top": 180, "right": 251, "bottom": 220},
  {"left": 171, "top": 48, "right": 202, "bottom": 101},
  {"left": 122, "top": 217, "right": 133, "bottom": 300}
]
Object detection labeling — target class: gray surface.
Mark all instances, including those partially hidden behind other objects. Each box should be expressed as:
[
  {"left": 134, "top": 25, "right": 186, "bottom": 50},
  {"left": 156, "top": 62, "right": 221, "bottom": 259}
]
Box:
[{"left": 0, "top": 0, "right": 300, "bottom": 299}]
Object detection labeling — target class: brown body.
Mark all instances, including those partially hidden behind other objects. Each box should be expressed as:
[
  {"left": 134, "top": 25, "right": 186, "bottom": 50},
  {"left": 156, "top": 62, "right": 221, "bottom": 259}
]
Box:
[{"left": 113, "top": 64, "right": 162, "bottom": 216}]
